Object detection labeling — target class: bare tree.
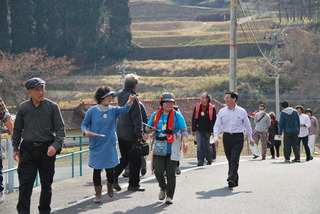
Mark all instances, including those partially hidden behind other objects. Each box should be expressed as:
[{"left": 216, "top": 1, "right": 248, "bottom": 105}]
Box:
[{"left": 0, "top": 48, "right": 78, "bottom": 105}]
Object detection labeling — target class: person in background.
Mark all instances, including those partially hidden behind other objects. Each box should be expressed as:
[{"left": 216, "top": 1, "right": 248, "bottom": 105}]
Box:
[
  {"left": 252, "top": 104, "right": 271, "bottom": 160},
  {"left": 268, "top": 112, "right": 281, "bottom": 159},
  {"left": 81, "top": 86, "right": 136, "bottom": 203},
  {"left": 147, "top": 92, "right": 188, "bottom": 204},
  {"left": 113, "top": 74, "right": 145, "bottom": 192},
  {"left": 192, "top": 92, "right": 216, "bottom": 166},
  {"left": 213, "top": 91, "right": 254, "bottom": 188},
  {"left": 12, "top": 77, "right": 65, "bottom": 213},
  {"left": 295, "top": 105, "right": 312, "bottom": 161},
  {"left": 0, "top": 97, "right": 14, "bottom": 203},
  {"left": 305, "top": 108, "right": 319, "bottom": 156},
  {"left": 278, "top": 101, "right": 300, "bottom": 162},
  {"left": 122, "top": 102, "right": 148, "bottom": 178}
]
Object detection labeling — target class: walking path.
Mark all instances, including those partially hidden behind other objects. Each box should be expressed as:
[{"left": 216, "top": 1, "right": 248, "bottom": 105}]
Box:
[{"left": 1, "top": 156, "right": 319, "bottom": 214}]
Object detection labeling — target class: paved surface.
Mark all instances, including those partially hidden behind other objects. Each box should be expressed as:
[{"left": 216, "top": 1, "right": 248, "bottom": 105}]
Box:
[{"left": 1, "top": 156, "right": 320, "bottom": 214}]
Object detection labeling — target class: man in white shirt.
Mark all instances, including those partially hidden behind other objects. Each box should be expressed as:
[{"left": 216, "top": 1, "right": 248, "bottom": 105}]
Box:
[
  {"left": 213, "top": 91, "right": 254, "bottom": 188},
  {"left": 295, "top": 105, "right": 312, "bottom": 161}
]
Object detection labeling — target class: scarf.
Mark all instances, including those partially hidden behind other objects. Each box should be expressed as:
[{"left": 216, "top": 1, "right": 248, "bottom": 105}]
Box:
[{"left": 153, "top": 106, "right": 175, "bottom": 143}]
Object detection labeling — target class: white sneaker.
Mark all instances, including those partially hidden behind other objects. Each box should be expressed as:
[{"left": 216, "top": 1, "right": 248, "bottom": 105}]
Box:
[
  {"left": 158, "top": 189, "right": 166, "bottom": 200},
  {"left": 165, "top": 197, "right": 173, "bottom": 204},
  {"left": 0, "top": 192, "right": 5, "bottom": 204}
]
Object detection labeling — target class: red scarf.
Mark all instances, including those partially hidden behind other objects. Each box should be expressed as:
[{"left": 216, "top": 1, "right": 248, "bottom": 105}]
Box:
[{"left": 153, "top": 107, "right": 175, "bottom": 143}]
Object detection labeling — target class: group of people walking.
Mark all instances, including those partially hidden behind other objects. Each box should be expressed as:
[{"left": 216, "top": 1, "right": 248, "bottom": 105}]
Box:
[
  {"left": 0, "top": 74, "right": 318, "bottom": 213},
  {"left": 250, "top": 102, "right": 319, "bottom": 162}
]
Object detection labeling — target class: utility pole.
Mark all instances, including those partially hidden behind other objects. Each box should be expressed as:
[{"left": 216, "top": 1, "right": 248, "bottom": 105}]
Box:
[
  {"left": 116, "top": 63, "right": 129, "bottom": 90},
  {"left": 230, "top": 0, "right": 237, "bottom": 91},
  {"left": 264, "top": 27, "right": 288, "bottom": 119}
]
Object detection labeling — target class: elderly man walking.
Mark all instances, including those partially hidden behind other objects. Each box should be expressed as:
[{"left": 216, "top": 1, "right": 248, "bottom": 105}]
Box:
[{"left": 12, "top": 77, "right": 65, "bottom": 214}]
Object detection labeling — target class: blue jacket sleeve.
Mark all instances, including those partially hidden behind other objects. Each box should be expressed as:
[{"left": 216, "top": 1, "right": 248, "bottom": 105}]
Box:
[{"left": 81, "top": 108, "right": 92, "bottom": 133}]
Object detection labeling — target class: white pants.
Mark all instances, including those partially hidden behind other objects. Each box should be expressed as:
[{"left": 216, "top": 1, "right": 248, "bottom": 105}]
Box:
[{"left": 308, "top": 135, "right": 316, "bottom": 154}]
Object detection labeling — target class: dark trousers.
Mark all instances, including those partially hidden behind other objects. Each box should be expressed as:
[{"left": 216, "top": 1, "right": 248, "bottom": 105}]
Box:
[
  {"left": 114, "top": 138, "right": 141, "bottom": 187},
  {"left": 93, "top": 168, "right": 115, "bottom": 186},
  {"left": 212, "top": 144, "right": 217, "bottom": 160},
  {"left": 283, "top": 132, "right": 300, "bottom": 161},
  {"left": 298, "top": 136, "right": 311, "bottom": 160},
  {"left": 17, "top": 141, "right": 55, "bottom": 214},
  {"left": 270, "top": 145, "right": 280, "bottom": 158},
  {"left": 153, "top": 155, "right": 178, "bottom": 199},
  {"left": 0, "top": 146, "right": 3, "bottom": 192},
  {"left": 223, "top": 133, "right": 244, "bottom": 184}
]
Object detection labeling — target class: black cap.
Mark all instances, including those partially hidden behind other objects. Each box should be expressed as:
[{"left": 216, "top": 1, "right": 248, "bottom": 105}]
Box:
[
  {"left": 162, "top": 93, "right": 175, "bottom": 102},
  {"left": 25, "top": 78, "right": 46, "bottom": 90},
  {"left": 101, "top": 91, "right": 117, "bottom": 98}
]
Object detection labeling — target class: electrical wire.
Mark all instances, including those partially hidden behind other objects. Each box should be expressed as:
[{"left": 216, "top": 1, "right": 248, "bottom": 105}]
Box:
[
  {"left": 238, "top": 23, "right": 276, "bottom": 76},
  {"left": 238, "top": 0, "right": 278, "bottom": 69}
]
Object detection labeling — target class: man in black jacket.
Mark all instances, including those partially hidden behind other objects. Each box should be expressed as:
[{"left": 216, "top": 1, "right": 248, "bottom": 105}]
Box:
[{"left": 113, "top": 74, "right": 145, "bottom": 191}]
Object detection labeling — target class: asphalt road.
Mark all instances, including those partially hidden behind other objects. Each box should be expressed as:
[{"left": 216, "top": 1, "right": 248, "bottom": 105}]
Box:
[{"left": 1, "top": 156, "right": 320, "bottom": 214}]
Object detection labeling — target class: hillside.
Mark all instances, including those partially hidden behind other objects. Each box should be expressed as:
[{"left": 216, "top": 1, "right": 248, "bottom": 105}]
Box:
[
  {"left": 129, "top": 2, "right": 229, "bottom": 23},
  {"left": 46, "top": 1, "right": 320, "bottom": 119}
]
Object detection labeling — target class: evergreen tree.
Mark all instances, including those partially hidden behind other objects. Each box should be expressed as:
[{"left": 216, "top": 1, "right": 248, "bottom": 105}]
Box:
[
  {"left": 0, "top": 0, "right": 10, "bottom": 52},
  {"left": 10, "top": 0, "right": 35, "bottom": 53},
  {"left": 34, "top": 0, "right": 49, "bottom": 49},
  {"left": 103, "top": 0, "right": 132, "bottom": 60}
]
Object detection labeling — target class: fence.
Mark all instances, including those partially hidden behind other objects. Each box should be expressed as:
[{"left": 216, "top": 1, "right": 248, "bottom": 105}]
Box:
[{"left": 1, "top": 135, "right": 90, "bottom": 194}]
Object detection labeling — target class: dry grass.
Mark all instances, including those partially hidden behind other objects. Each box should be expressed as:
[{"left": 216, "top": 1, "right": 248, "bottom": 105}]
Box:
[
  {"left": 45, "top": 58, "right": 262, "bottom": 105},
  {"left": 132, "top": 19, "right": 272, "bottom": 47}
]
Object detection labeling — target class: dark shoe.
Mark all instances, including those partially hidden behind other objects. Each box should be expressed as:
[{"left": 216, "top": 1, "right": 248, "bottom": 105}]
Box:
[
  {"left": 292, "top": 159, "right": 300, "bottom": 163},
  {"left": 207, "top": 161, "right": 212, "bottom": 165},
  {"left": 122, "top": 172, "right": 129, "bottom": 178},
  {"left": 112, "top": 181, "right": 121, "bottom": 191},
  {"left": 141, "top": 168, "right": 147, "bottom": 176},
  {"left": 261, "top": 157, "right": 266, "bottom": 160},
  {"left": 228, "top": 180, "right": 235, "bottom": 188},
  {"left": 175, "top": 166, "right": 181, "bottom": 175},
  {"left": 271, "top": 156, "right": 275, "bottom": 159},
  {"left": 306, "top": 158, "right": 310, "bottom": 161},
  {"left": 285, "top": 159, "right": 290, "bottom": 162},
  {"left": 127, "top": 185, "right": 145, "bottom": 191},
  {"left": 197, "top": 163, "right": 204, "bottom": 166},
  {"left": 310, "top": 156, "right": 314, "bottom": 160},
  {"left": 253, "top": 155, "right": 259, "bottom": 159}
]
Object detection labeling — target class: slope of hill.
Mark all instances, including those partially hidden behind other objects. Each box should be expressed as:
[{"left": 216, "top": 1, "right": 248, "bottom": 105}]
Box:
[{"left": 129, "top": 2, "right": 228, "bottom": 23}]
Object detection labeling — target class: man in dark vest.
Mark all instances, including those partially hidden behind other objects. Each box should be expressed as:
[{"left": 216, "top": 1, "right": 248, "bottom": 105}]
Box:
[{"left": 192, "top": 92, "right": 217, "bottom": 166}]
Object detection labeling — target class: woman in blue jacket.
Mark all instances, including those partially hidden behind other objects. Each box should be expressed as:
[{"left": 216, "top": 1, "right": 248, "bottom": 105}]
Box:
[{"left": 81, "top": 86, "right": 136, "bottom": 203}]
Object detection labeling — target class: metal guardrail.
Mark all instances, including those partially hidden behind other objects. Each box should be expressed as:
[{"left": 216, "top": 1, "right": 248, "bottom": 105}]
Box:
[{"left": 1, "top": 135, "right": 89, "bottom": 194}]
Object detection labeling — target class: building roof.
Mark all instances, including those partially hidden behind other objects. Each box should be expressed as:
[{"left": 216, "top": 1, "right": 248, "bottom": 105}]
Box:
[{"left": 60, "top": 98, "right": 224, "bottom": 130}]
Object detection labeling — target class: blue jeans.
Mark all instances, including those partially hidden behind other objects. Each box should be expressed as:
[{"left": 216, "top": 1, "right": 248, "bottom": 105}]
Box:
[{"left": 196, "top": 131, "right": 213, "bottom": 164}]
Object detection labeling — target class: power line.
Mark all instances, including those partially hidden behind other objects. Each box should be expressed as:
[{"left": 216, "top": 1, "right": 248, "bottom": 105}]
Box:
[
  {"left": 238, "top": 24, "right": 275, "bottom": 76},
  {"left": 238, "top": 0, "right": 278, "bottom": 70}
]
